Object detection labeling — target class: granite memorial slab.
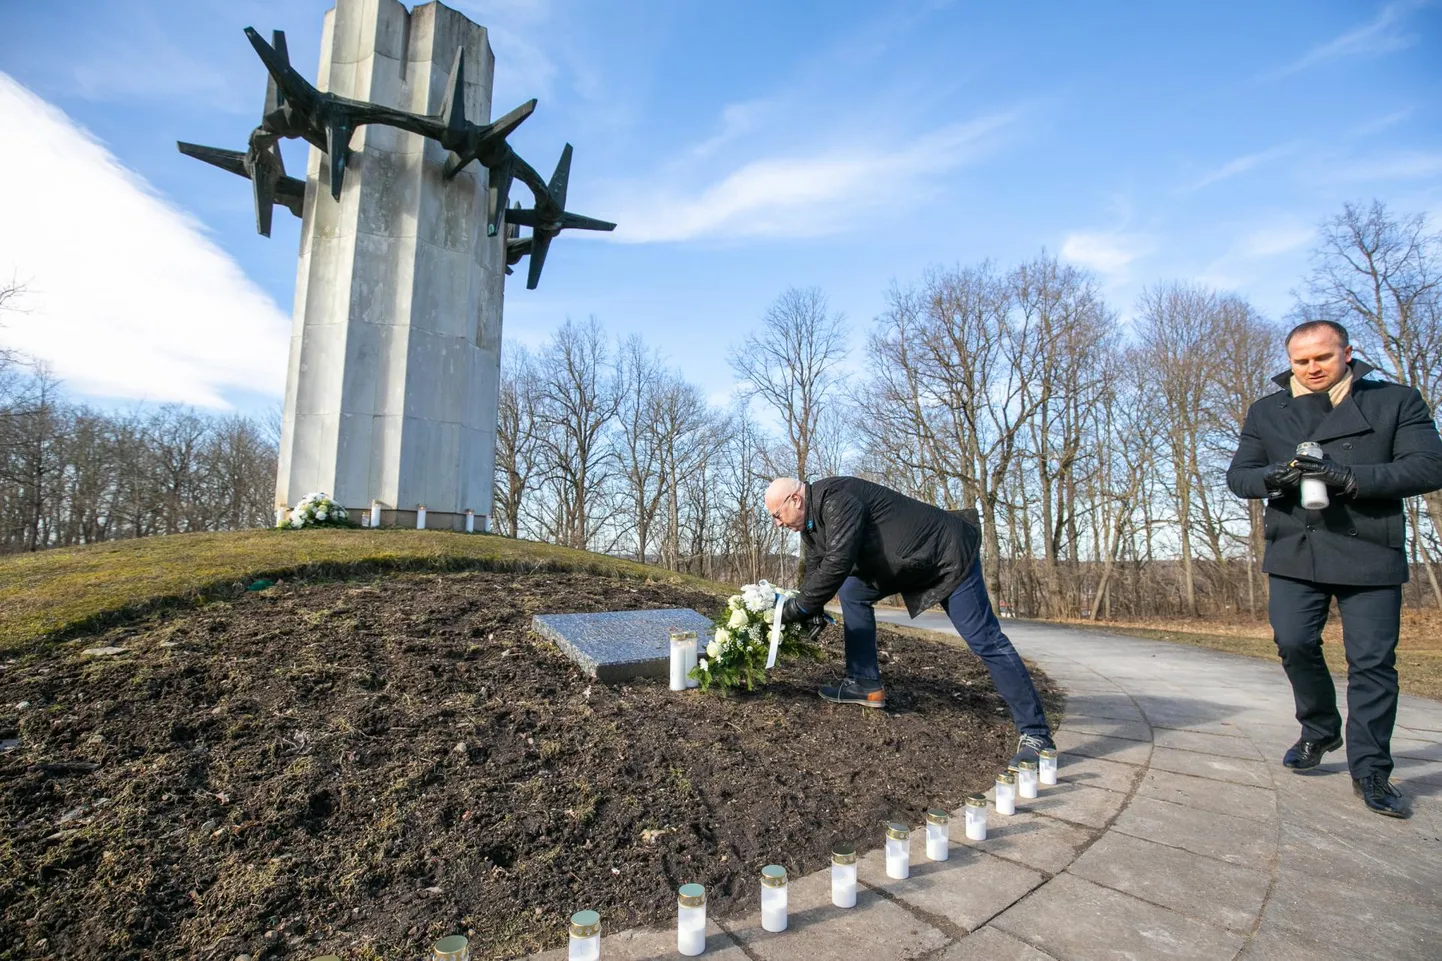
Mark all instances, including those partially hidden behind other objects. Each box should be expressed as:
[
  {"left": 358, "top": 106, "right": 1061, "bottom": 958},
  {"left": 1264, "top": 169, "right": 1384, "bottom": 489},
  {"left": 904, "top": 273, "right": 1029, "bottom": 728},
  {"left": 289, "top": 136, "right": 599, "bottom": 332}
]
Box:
[{"left": 531, "top": 608, "right": 715, "bottom": 683}]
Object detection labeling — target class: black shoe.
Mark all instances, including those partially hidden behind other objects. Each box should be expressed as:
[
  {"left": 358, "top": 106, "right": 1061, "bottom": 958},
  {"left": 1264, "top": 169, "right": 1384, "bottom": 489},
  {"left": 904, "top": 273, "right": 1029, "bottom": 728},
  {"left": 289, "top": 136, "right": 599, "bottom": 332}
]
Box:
[
  {"left": 1011, "top": 732, "right": 1055, "bottom": 768},
  {"left": 819, "top": 677, "right": 887, "bottom": 709},
  {"left": 1282, "top": 735, "right": 1343, "bottom": 770},
  {"left": 1352, "top": 773, "right": 1409, "bottom": 819}
]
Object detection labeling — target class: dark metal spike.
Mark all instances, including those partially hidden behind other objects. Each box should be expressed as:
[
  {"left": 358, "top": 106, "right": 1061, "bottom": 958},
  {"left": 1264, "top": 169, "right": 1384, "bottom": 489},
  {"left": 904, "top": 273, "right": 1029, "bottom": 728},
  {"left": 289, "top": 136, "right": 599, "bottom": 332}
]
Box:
[
  {"left": 526, "top": 230, "right": 553, "bottom": 290},
  {"left": 439, "top": 46, "right": 467, "bottom": 135},
  {"left": 547, "top": 143, "right": 573, "bottom": 211},
  {"left": 326, "top": 120, "right": 352, "bottom": 200},
  {"left": 176, "top": 142, "right": 248, "bottom": 177},
  {"left": 559, "top": 212, "right": 616, "bottom": 232},
  {"left": 486, "top": 156, "right": 514, "bottom": 238}
]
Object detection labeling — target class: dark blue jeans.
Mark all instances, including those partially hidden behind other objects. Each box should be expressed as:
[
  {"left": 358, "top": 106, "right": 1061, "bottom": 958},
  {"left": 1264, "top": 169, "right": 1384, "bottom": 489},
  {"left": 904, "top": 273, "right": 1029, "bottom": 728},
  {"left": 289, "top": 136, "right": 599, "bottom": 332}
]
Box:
[
  {"left": 837, "top": 562, "right": 1051, "bottom": 737},
  {"left": 1268, "top": 574, "right": 1402, "bottom": 778}
]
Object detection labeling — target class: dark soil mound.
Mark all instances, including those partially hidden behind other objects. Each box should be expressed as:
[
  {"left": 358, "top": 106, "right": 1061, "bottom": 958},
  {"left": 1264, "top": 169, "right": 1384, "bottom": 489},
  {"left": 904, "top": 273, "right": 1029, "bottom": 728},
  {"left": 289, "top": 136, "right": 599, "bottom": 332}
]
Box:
[{"left": 0, "top": 570, "right": 1059, "bottom": 960}]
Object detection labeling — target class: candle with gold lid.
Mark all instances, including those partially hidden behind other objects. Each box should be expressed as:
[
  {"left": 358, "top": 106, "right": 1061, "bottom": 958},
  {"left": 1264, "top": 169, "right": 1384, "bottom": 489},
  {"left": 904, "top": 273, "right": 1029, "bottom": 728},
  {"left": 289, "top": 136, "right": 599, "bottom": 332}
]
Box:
[
  {"left": 432, "top": 935, "right": 469, "bottom": 961},
  {"left": 964, "top": 794, "right": 988, "bottom": 841},
  {"left": 831, "top": 842, "right": 857, "bottom": 907},
  {"left": 1039, "top": 748, "right": 1059, "bottom": 786},
  {"left": 760, "top": 864, "right": 788, "bottom": 932},
  {"left": 677, "top": 883, "right": 706, "bottom": 956},
  {"left": 995, "top": 771, "right": 1017, "bottom": 816},
  {"left": 925, "top": 809, "right": 949, "bottom": 861},
  {"left": 1017, "top": 759, "right": 1039, "bottom": 799},
  {"left": 884, "top": 822, "right": 910, "bottom": 879},
  {"left": 568, "top": 909, "right": 600, "bottom": 961}
]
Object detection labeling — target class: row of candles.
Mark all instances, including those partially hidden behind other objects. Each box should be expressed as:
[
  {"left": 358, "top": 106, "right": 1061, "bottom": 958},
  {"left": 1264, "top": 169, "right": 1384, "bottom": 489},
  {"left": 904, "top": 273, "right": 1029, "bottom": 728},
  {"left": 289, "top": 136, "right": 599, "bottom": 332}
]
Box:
[{"left": 396, "top": 748, "right": 1061, "bottom": 960}]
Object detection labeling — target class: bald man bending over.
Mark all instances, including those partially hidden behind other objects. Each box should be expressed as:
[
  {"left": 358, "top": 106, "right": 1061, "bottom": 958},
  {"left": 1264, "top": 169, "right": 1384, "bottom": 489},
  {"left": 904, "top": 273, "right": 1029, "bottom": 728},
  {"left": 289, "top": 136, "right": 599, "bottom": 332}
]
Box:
[{"left": 765, "top": 476, "right": 1054, "bottom": 764}]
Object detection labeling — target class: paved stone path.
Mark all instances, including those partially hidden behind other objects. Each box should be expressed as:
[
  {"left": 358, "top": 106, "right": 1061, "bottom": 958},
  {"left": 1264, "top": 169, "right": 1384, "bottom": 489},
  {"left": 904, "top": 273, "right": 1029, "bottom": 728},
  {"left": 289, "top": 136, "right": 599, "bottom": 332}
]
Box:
[{"left": 526, "top": 616, "right": 1442, "bottom": 960}]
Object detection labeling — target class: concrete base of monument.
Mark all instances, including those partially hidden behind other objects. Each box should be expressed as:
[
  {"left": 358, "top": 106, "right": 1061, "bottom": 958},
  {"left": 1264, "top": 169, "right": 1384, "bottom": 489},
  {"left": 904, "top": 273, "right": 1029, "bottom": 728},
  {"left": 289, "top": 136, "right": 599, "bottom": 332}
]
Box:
[{"left": 361, "top": 509, "right": 491, "bottom": 532}]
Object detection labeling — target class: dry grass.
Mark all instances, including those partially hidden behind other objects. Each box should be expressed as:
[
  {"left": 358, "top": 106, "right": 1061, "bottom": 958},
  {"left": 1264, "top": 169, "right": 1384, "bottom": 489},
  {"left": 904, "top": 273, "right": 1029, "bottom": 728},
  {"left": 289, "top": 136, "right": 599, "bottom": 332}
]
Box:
[
  {"left": 0, "top": 529, "right": 733, "bottom": 655},
  {"left": 1045, "top": 609, "right": 1442, "bottom": 702}
]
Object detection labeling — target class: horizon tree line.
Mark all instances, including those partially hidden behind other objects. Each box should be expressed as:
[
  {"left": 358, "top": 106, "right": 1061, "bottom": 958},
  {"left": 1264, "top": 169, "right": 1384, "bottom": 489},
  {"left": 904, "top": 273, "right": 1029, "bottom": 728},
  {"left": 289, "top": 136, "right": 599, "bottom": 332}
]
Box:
[{"left": 3, "top": 200, "right": 1440, "bottom": 620}]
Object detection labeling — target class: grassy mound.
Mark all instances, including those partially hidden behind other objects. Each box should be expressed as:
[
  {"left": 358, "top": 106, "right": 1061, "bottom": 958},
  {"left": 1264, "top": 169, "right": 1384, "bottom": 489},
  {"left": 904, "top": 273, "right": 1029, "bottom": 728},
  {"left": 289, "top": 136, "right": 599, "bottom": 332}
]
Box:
[{"left": 0, "top": 529, "right": 727, "bottom": 654}]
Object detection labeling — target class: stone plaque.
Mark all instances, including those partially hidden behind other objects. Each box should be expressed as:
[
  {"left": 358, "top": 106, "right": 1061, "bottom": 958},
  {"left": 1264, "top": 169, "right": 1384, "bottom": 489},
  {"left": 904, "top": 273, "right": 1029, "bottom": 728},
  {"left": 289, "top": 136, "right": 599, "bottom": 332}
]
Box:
[{"left": 531, "top": 608, "right": 715, "bottom": 683}]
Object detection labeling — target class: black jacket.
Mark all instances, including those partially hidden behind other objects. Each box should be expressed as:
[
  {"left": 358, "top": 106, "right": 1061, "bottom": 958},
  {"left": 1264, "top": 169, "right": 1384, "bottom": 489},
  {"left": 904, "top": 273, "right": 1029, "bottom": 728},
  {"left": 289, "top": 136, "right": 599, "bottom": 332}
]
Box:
[
  {"left": 1227, "top": 361, "right": 1442, "bottom": 585},
  {"left": 797, "top": 476, "right": 981, "bottom": 617}
]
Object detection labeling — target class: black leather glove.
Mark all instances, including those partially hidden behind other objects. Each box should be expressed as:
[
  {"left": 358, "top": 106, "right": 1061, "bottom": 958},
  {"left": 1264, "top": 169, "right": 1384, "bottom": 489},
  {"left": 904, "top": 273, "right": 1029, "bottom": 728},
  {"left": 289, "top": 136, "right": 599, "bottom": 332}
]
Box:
[
  {"left": 779, "top": 597, "right": 811, "bottom": 625},
  {"left": 1292, "top": 454, "right": 1359, "bottom": 497},
  {"left": 1263, "top": 462, "right": 1302, "bottom": 493}
]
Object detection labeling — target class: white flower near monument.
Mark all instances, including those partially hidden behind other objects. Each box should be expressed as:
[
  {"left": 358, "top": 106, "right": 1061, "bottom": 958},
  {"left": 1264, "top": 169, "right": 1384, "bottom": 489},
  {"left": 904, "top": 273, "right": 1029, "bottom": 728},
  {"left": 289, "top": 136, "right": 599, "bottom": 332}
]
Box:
[
  {"left": 690, "top": 582, "right": 822, "bottom": 692},
  {"left": 281, "top": 491, "right": 350, "bottom": 530}
]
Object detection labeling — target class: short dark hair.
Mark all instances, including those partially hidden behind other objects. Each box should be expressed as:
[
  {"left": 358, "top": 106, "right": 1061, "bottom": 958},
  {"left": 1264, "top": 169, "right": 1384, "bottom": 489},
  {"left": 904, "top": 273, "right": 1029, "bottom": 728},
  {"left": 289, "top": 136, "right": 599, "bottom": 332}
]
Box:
[{"left": 1285, "top": 319, "right": 1350, "bottom": 348}]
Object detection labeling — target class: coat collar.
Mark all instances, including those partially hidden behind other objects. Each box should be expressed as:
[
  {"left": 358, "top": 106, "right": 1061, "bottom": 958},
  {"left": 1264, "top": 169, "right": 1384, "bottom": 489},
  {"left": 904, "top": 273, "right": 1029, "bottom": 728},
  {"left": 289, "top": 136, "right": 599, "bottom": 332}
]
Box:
[
  {"left": 1271, "top": 360, "right": 1376, "bottom": 443},
  {"left": 1270, "top": 358, "right": 1375, "bottom": 390}
]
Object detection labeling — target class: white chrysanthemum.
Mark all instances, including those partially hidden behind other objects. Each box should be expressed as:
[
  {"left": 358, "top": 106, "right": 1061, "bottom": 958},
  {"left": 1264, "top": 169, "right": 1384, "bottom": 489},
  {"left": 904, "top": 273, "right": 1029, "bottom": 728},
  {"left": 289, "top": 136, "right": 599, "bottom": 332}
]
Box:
[
  {"left": 706, "top": 640, "right": 721, "bottom": 659},
  {"left": 728, "top": 595, "right": 744, "bottom": 610},
  {"left": 316, "top": 510, "right": 328, "bottom": 521},
  {"left": 291, "top": 516, "right": 305, "bottom": 528},
  {"left": 698, "top": 657, "right": 708, "bottom": 671}
]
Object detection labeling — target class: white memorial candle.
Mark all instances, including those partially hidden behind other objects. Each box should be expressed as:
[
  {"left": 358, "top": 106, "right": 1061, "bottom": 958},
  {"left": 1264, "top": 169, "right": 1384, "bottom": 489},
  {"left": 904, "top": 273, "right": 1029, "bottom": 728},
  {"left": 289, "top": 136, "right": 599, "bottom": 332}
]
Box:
[
  {"left": 1039, "top": 748, "right": 1058, "bottom": 786},
  {"left": 677, "top": 884, "right": 706, "bottom": 956},
  {"left": 465, "top": 509, "right": 475, "bottom": 533},
  {"left": 964, "top": 794, "right": 988, "bottom": 841},
  {"left": 831, "top": 843, "right": 857, "bottom": 907},
  {"left": 1017, "top": 760, "right": 1039, "bottom": 799},
  {"left": 995, "top": 772, "right": 1016, "bottom": 816},
  {"left": 432, "top": 934, "right": 469, "bottom": 960},
  {"left": 370, "top": 501, "right": 381, "bottom": 528},
  {"left": 684, "top": 630, "right": 700, "bottom": 688},
  {"left": 568, "top": 910, "right": 600, "bottom": 961},
  {"left": 925, "top": 809, "right": 949, "bottom": 861},
  {"left": 275, "top": 505, "right": 287, "bottom": 527},
  {"left": 1297, "top": 441, "right": 1330, "bottom": 510},
  {"left": 669, "top": 632, "right": 690, "bottom": 692},
  {"left": 760, "top": 864, "right": 787, "bottom": 932},
  {"left": 416, "top": 505, "right": 427, "bottom": 530},
  {"left": 885, "top": 823, "right": 910, "bottom": 879}
]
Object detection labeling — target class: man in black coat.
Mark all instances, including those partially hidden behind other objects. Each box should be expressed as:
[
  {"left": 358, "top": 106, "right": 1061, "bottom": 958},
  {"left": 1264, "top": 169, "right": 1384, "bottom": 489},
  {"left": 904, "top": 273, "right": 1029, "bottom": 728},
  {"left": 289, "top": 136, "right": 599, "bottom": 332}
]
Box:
[
  {"left": 765, "top": 475, "right": 1054, "bottom": 762},
  {"left": 1228, "top": 320, "right": 1442, "bottom": 818}
]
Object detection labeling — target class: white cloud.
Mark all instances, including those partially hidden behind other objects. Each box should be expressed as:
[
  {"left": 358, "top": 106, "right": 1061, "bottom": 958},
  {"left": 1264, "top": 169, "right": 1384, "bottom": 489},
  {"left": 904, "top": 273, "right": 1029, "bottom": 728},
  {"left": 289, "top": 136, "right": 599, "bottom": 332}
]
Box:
[
  {"left": 1185, "top": 143, "right": 1298, "bottom": 191},
  {"left": 1318, "top": 150, "right": 1442, "bottom": 182},
  {"left": 0, "top": 74, "right": 290, "bottom": 408},
  {"left": 1269, "top": 0, "right": 1425, "bottom": 77},
  {"left": 1238, "top": 224, "right": 1315, "bottom": 258},
  {"left": 1059, "top": 231, "right": 1151, "bottom": 276},
  {"left": 601, "top": 110, "right": 1021, "bottom": 243}
]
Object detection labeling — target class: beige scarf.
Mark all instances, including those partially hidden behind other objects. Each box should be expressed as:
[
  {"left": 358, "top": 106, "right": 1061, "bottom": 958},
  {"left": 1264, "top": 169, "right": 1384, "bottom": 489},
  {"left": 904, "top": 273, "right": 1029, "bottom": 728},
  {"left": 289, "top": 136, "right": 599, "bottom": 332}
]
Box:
[{"left": 1290, "top": 369, "right": 1353, "bottom": 407}]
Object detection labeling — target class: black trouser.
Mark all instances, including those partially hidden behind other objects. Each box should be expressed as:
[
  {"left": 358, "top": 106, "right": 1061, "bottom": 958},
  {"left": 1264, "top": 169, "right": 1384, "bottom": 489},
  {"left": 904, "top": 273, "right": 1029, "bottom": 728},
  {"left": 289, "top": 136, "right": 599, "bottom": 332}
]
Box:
[{"left": 1268, "top": 574, "right": 1403, "bottom": 779}]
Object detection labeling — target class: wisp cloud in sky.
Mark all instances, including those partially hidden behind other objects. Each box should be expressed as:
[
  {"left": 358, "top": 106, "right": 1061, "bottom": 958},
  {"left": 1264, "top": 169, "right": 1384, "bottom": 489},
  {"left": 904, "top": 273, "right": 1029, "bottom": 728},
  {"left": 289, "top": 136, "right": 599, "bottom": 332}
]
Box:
[{"left": 0, "top": 73, "right": 290, "bottom": 409}]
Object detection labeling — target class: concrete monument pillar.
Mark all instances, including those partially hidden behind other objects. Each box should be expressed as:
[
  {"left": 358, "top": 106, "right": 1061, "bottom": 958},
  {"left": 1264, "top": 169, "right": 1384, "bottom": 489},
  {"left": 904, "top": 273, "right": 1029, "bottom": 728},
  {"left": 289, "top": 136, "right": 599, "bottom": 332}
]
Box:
[{"left": 274, "top": 0, "right": 502, "bottom": 531}]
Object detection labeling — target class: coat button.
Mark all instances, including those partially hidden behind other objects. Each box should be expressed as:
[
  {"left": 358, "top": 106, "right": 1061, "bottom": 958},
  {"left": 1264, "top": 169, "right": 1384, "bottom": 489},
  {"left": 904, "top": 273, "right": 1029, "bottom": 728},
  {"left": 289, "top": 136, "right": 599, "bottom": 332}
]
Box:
[
  {"left": 1348, "top": 529, "right": 1358, "bottom": 536},
  {"left": 1307, "top": 526, "right": 1315, "bottom": 532},
  {"left": 1343, "top": 442, "right": 1354, "bottom": 449}
]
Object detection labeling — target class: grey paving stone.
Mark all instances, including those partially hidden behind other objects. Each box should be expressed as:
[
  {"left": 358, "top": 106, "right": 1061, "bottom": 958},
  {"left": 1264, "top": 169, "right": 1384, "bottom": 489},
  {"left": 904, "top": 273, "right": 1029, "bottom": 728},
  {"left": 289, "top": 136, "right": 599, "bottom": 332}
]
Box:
[
  {"left": 1040, "top": 753, "right": 1140, "bottom": 795},
  {"left": 1013, "top": 782, "right": 1126, "bottom": 829},
  {"left": 934, "top": 926, "right": 1058, "bottom": 960},
  {"left": 1111, "top": 795, "right": 1276, "bottom": 867},
  {"left": 1056, "top": 693, "right": 1144, "bottom": 721},
  {"left": 1276, "top": 815, "right": 1442, "bottom": 908},
  {"left": 523, "top": 919, "right": 746, "bottom": 960},
  {"left": 1236, "top": 928, "right": 1360, "bottom": 961},
  {"left": 855, "top": 846, "right": 1045, "bottom": 933},
  {"left": 1056, "top": 717, "right": 1151, "bottom": 742},
  {"left": 1151, "top": 728, "right": 1262, "bottom": 760},
  {"left": 724, "top": 863, "right": 950, "bottom": 961},
  {"left": 1069, "top": 830, "right": 1269, "bottom": 932},
  {"left": 531, "top": 608, "right": 713, "bottom": 682},
  {"left": 1262, "top": 867, "right": 1442, "bottom": 961},
  {"left": 1051, "top": 730, "right": 1152, "bottom": 766},
  {"left": 949, "top": 810, "right": 1097, "bottom": 875},
  {"left": 1137, "top": 769, "right": 1277, "bottom": 822},
  {"left": 992, "top": 873, "right": 1245, "bottom": 961},
  {"left": 1148, "top": 747, "right": 1275, "bottom": 788}
]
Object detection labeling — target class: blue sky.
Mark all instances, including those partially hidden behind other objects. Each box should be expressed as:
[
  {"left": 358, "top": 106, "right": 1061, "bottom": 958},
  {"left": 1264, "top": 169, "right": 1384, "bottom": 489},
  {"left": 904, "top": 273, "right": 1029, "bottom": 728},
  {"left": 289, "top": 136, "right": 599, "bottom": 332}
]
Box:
[{"left": 0, "top": 0, "right": 1439, "bottom": 415}]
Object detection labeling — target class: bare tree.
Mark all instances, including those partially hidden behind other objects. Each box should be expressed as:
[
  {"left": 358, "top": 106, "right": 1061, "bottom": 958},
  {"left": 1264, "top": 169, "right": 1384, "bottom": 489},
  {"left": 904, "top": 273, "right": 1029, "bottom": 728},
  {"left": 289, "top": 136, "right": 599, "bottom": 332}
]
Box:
[
  {"left": 730, "top": 287, "right": 850, "bottom": 482},
  {"left": 494, "top": 347, "right": 544, "bottom": 539},
  {"left": 613, "top": 337, "right": 669, "bottom": 562},
  {"left": 1299, "top": 200, "right": 1442, "bottom": 546}
]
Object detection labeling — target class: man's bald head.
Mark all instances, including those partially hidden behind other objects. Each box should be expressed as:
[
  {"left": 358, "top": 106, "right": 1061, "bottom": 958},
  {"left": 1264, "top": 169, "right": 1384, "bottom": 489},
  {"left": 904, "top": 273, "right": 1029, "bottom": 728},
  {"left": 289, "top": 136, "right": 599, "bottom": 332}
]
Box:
[{"left": 764, "top": 477, "right": 806, "bottom": 531}]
